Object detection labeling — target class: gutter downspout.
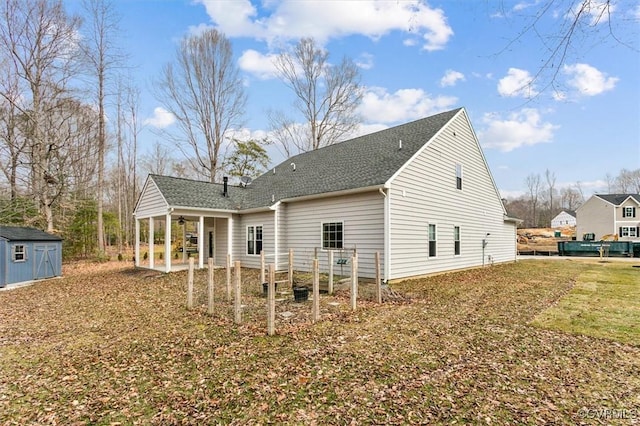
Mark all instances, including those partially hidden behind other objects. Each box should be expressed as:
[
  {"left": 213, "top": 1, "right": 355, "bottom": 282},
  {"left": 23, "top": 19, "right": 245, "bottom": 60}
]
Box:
[{"left": 379, "top": 187, "right": 390, "bottom": 282}]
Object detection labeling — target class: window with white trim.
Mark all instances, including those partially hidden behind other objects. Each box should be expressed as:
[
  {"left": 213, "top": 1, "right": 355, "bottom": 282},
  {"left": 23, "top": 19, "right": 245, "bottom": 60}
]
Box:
[
  {"left": 428, "top": 224, "right": 437, "bottom": 257},
  {"left": 12, "top": 244, "right": 26, "bottom": 262},
  {"left": 454, "top": 226, "right": 461, "bottom": 255},
  {"left": 247, "top": 225, "right": 263, "bottom": 255},
  {"left": 455, "top": 163, "right": 463, "bottom": 190},
  {"left": 620, "top": 226, "right": 638, "bottom": 238},
  {"left": 623, "top": 206, "right": 636, "bottom": 218},
  {"left": 322, "top": 222, "right": 343, "bottom": 249}
]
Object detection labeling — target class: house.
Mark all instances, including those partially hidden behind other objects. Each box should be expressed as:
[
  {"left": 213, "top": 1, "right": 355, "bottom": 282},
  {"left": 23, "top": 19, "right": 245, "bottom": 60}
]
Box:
[
  {"left": 576, "top": 194, "right": 640, "bottom": 241},
  {"left": 133, "top": 108, "right": 520, "bottom": 281},
  {"left": 0, "top": 226, "right": 62, "bottom": 288},
  {"left": 551, "top": 210, "right": 576, "bottom": 228}
]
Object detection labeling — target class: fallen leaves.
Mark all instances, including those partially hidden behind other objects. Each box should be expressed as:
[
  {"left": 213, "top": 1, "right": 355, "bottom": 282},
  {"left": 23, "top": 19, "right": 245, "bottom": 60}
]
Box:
[{"left": 0, "top": 260, "right": 639, "bottom": 424}]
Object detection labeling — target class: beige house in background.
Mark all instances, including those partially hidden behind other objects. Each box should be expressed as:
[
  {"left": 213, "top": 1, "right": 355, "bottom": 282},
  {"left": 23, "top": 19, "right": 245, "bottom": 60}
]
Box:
[
  {"left": 576, "top": 194, "right": 640, "bottom": 241},
  {"left": 134, "top": 108, "right": 520, "bottom": 281}
]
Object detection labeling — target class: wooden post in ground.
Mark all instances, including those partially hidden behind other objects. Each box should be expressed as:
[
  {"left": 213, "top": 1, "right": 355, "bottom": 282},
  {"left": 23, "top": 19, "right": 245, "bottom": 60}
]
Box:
[
  {"left": 328, "top": 250, "right": 334, "bottom": 295},
  {"left": 234, "top": 261, "right": 242, "bottom": 324},
  {"left": 288, "top": 249, "right": 294, "bottom": 288},
  {"left": 267, "top": 263, "right": 276, "bottom": 336},
  {"left": 207, "top": 257, "right": 215, "bottom": 315},
  {"left": 314, "top": 247, "right": 318, "bottom": 260},
  {"left": 375, "top": 251, "right": 382, "bottom": 304},
  {"left": 260, "top": 251, "right": 265, "bottom": 284},
  {"left": 226, "top": 254, "right": 232, "bottom": 301},
  {"left": 187, "top": 257, "right": 194, "bottom": 309},
  {"left": 350, "top": 254, "right": 357, "bottom": 311},
  {"left": 312, "top": 258, "right": 320, "bottom": 322}
]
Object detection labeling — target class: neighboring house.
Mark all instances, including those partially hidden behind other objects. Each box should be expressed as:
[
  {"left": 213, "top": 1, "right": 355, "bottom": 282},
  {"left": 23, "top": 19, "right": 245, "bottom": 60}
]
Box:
[
  {"left": 133, "top": 108, "right": 520, "bottom": 282},
  {"left": 551, "top": 210, "right": 576, "bottom": 228},
  {"left": 576, "top": 194, "right": 640, "bottom": 241},
  {"left": 0, "top": 226, "right": 62, "bottom": 288}
]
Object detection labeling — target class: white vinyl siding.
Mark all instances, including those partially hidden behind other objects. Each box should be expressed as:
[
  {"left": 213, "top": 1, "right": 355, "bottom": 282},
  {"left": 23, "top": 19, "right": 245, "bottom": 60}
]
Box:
[
  {"left": 281, "top": 191, "right": 384, "bottom": 278},
  {"left": 135, "top": 179, "right": 168, "bottom": 218},
  {"left": 234, "top": 211, "right": 274, "bottom": 268},
  {"left": 388, "top": 110, "right": 516, "bottom": 279}
]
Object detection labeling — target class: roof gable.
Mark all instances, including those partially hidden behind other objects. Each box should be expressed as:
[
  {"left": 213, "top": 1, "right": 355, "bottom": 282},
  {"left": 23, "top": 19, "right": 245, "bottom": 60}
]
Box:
[
  {"left": 140, "top": 108, "right": 464, "bottom": 211},
  {"left": 0, "top": 226, "right": 62, "bottom": 241},
  {"left": 594, "top": 194, "right": 640, "bottom": 206}
]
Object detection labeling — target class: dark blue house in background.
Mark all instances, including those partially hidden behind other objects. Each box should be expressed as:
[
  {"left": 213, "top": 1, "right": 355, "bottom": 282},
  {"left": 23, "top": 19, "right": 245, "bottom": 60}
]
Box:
[{"left": 0, "top": 226, "right": 62, "bottom": 288}]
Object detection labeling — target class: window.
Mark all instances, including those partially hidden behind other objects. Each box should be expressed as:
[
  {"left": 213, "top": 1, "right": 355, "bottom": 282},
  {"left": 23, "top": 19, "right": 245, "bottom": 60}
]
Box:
[
  {"left": 12, "top": 244, "right": 26, "bottom": 262},
  {"left": 619, "top": 227, "right": 638, "bottom": 238},
  {"left": 454, "top": 226, "right": 461, "bottom": 255},
  {"left": 455, "top": 163, "right": 463, "bottom": 190},
  {"left": 623, "top": 207, "right": 636, "bottom": 218},
  {"left": 247, "top": 225, "right": 262, "bottom": 255},
  {"left": 322, "top": 222, "right": 343, "bottom": 249},
  {"left": 428, "top": 224, "right": 437, "bottom": 257}
]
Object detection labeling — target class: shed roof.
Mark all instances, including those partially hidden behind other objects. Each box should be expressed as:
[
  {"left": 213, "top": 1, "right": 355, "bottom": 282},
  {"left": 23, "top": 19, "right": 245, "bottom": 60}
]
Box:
[
  {"left": 0, "top": 226, "right": 62, "bottom": 241},
  {"left": 146, "top": 108, "right": 463, "bottom": 211}
]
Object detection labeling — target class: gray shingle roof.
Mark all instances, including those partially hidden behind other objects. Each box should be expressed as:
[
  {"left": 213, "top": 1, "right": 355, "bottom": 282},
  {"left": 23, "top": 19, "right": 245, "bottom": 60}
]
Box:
[
  {"left": 0, "top": 226, "right": 62, "bottom": 241},
  {"left": 595, "top": 194, "right": 640, "bottom": 205},
  {"left": 149, "top": 108, "right": 462, "bottom": 211}
]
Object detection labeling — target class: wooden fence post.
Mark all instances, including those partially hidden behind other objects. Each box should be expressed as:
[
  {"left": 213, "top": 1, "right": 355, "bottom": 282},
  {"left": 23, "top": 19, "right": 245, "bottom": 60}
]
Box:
[
  {"left": 207, "top": 257, "right": 215, "bottom": 315},
  {"left": 226, "top": 254, "right": 232, "bottom": 302},
  {"left": 328, "top": 250, "right": 334, "bottom": 295},
  {"left": 267, "top": 263, "right": 276, "bottom": 336},
  {"left": 187, "top": 257, "right": 194, "bottom": 310},
  {"left": 288, "top": 249, "right": 294, "bottom": 288},
  {"left": 312, "top": 258, "right": 320, "bottom": 322},
  {"left": 375, "top": 251, "right": 381, "bottom": 304},
  {"left": 350, "top": 254, "right": 357, "bottom": 311},
  {"left": 260, "top": 251, "right": 265, "bottom": 284},
  {"left": 234, "top": 261, "right": 242, "bottom": 324}
]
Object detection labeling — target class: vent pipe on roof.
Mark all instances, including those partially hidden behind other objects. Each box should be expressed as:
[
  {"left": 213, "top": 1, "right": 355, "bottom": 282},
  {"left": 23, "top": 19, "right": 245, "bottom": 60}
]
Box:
[
  {"left": 223, "top": 176, "right": 228, "bottom": 197},
  {"left": 291, "top": 162, "right": 296, "bottom": 171},
  {"left": 399, "top": 139, "right": 402, "bottom": 150}
]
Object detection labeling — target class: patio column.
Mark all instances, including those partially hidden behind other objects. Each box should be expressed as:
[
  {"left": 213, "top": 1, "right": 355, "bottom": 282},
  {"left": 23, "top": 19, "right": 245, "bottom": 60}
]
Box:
[
  {"left": 134, "top": 218, "right": 140, "bottom": 267},
  {"left": 198, "top": 215, "right": 204, "bottom": 269},
  {"left": 165, "top": 213, "right": 172, "bottom": 273},
  {"left": 149, "top": 217, "right": 154, "bottom": 269},
  {"left": 227, "top": 215, "right": 233, "bottom": 261}
]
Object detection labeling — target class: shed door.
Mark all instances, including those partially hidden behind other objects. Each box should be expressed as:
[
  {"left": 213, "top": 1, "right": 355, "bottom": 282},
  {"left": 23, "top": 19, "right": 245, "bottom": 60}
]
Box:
[{"left": 34, "top": 244, "right": 58, "bottom": 279}]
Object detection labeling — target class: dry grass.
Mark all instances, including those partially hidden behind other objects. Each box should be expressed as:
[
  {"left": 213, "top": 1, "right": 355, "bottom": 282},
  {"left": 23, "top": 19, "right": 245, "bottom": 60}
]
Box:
[{"left": 1, "top": 259, "right": 638, "bottom": 424}]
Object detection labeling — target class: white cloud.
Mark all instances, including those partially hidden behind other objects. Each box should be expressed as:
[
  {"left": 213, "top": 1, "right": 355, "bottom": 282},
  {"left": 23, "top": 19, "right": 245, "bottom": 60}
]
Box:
[
  {"left": 562, "top": 63, "right": 618, "bottom": 96},
  {"left": 358, "top": 87, "right": 458, "bottom": 124},
  {"left": 569, "top": 1, "right": 616, "bottom": 25},
  {"left": 196, "top": 0, "right": 453, "bottom": 51},
  {"left": 144, "top": 107, "right": 175, "bottom": 129},
  {"left": 440, "top": 69, "right": 465, "bottom": 87},
  {"left": 479, "top": 108, "right": 559, "bottom": 152},
  {"left": 238, "top": 49, "right": 279, "bottom": 79},
  {"left": 355, "top": 53, "right": 374, "bottom": 70},
  {"left": 497, "top": 68, "right": 538, "bottom": 98}
]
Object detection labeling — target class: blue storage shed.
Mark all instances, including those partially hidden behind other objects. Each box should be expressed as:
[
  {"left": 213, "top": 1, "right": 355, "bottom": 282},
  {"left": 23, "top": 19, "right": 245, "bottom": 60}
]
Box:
[{"left": 0, "top": 226, "right": 62, "bottom": 288}]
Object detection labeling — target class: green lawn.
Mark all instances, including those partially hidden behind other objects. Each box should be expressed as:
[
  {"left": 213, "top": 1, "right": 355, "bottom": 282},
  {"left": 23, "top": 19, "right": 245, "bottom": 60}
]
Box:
[
  {"left": 531, "top": 261, "right": 640, "bottom": 345},
  {"left": 1, "top": 259, "right": 638, "bottom": 424}
]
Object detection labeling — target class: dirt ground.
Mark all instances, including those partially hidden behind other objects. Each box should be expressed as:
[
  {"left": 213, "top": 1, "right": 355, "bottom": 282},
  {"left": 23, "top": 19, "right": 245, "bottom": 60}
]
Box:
[{"left": 517, "top": 227, "right": 575, "bottom": 253}]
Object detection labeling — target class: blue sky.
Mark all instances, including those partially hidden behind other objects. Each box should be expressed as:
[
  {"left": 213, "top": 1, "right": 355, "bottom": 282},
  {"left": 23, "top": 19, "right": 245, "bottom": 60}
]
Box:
[{"left": 106, "top": 0, "right": 639, "bottom": 197}]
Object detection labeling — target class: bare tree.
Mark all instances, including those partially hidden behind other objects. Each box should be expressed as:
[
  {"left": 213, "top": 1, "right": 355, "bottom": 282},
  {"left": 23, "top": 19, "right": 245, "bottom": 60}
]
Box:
[
  {"left": 615, "top": 168, "right": 640, "bottom": 193},
  {"left": 0, "top": 0, "right": 81, "bottom": 231},
  {"left": 545, "top": 168, "right": 557, "bottom": 219},
  {"left": 502, "top": 0, "right": 638, "bottom": 94},
  {"left": 560, "top": 186, "right": 583, "bottom": 211},
  {"left": 525, "top": 173, "right": 542, "bottom": 227},
  {"left": 153, "top": 28, "right": 246, "bottom": 183},
  {"left": 271, "top": 38, "right": 363, "bottom": 156},
  {"left": 140, "top": 141, "right": 176, "bottom": 176},
  {"left": 80, "top": 0, "right": 125, "bottom": 254}
]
